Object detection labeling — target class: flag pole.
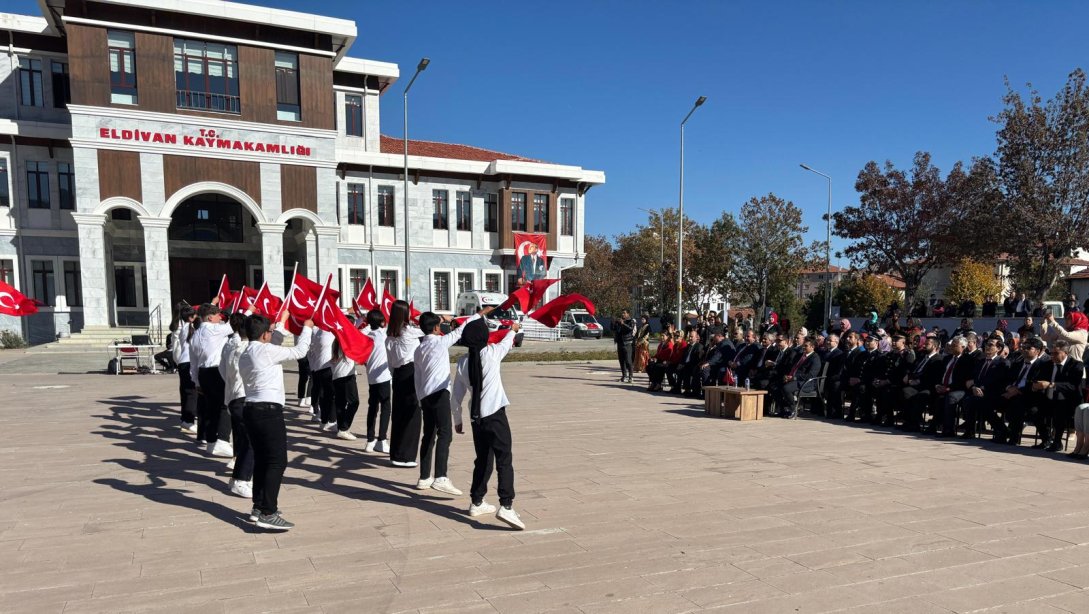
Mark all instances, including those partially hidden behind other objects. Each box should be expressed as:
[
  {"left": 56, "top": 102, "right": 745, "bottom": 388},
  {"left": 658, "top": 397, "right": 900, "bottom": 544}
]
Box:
[
  {"left": 216, "top": 273, "right": 227, "bottom": 304},
  {"left": 312, "top": 273, "right": 334, "bottom": 328},
  {"left": 274, "top": 262, "right": 299, "bottom": 321}
]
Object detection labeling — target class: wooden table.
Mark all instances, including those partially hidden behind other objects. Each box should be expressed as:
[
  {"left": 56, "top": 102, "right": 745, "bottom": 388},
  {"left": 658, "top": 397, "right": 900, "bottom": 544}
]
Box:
[{"left": 704, "top": 386, "right": 765, "bottom": 421}]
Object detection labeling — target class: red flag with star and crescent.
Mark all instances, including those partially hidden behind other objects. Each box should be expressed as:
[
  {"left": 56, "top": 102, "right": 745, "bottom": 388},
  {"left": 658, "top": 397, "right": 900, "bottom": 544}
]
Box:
[
  {"left": 353, "top": 277, "right": 378, "bottom": 315},
  {"left": 499, "top": 278, "right": 560, "bottom": 313},
  {"left": 0, "top": 281, "right": 41, "bottom": 317},
  {"left": 311, "top": 276, "right": 374, "bottom": 364},
  {"left": 380, "top": 288, "right": 396, "bottom": 321},
  {"left": 281, "top": 273, "right": 339, "bottom": 335},
  {"left": 528, "top": 293, "right": 596, "bottom": 328},
  {"left": 213, "top": 274, "right": 232, "bottom": 308},
  {"left": 250, "top": 282, "right": 283, "bottom": 319}
]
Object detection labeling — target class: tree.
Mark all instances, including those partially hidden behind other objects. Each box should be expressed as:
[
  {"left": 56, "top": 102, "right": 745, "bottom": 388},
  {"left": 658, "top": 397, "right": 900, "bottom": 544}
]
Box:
[
  {"left": 732, "top": 194, "right": 811, "bottom": 321},
  {"left": 833, "top": 274, "right": 900, "bottom": 318},
  {"left": 612, "top": 208, "right": 701, "bottom": 316},
  {"left": 945, "top": 258, "right": 1003, "bottom": 306},
  {"left": 689, "top": 211, "right": 741, "bottom": 311},
  {"left": 833, "top": 152, "right": 999, "bottom": 310},
  {"left": 993, "top": 69, "right": 1089, "bottom": 301},
  {"left": 562, "top": 234, "right": 631, "bottom": 317}
]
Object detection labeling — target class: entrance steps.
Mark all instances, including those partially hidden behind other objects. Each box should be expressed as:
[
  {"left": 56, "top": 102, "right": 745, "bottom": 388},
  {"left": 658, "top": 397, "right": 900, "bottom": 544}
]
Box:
[{"left": 44, "top": 326, "right": 153, "bottom": 348}]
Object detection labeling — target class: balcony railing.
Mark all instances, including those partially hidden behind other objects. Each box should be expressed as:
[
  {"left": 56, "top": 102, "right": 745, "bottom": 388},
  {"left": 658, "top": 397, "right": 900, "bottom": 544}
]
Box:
[{"left": 177, "top": 90, "right": 240, "bottom": 114}]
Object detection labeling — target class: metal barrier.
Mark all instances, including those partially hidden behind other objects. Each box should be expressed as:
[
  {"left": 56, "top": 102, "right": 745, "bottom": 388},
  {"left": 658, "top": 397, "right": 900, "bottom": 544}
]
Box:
[{"left": 521, "top": 318, "right": 562, "bottom": 341}]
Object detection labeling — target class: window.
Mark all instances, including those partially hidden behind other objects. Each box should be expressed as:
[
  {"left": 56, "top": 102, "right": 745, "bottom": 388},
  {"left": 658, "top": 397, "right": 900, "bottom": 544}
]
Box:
[
  {"left": 485, "top": 193, "right": 498, "bottom": 232},
  {"left": 533, "top": 194, "right": 549, "bottom": 233},
  {"left": 51, "top": 61, "right": 70, "bottom": 108},
  {"left": 560, "top": 197, "right": 575, "bottom": 236},
  {"left": 347, "top": 183, "right": 365, "bottom": 226},
  {"left": 456, "top": 191, "right": 471, "bottom": 231},
  {"left": 377, "top": 186, "right": 395, "bottom": 227},
  {"left": 380, "top": 269, "right": 398, "bottom": 295},
  {"left": 19, "top": 58, "right": 43, "bottom": 107},
  {"left": 275, "top": 52, "right": 300, "bottom": 121},
  {"left": 252, "top": 267, "right": 263, "bottom": 289},
  {"left": 31, "top": 260, "right": 54, "bottom": 306},
  {"left": 63, "top": 261, "right": 82, "bottom": 307},
  {"left": 168, "top": 194, "right": 244, "bottom": 242},
  {"left": 0, "top": 259, "right": 14, "bottom": 285},
  {"left": 0, "top": 160, "right": 9, "bottom": 207},
  {"left": 108, "top": 30, "right": 138, "bottom": 104},
  {"left": 111, "top": 208, "right": 133, "bottom": 221},
  {"left": 484, "top": 272, "right": 501, "bottom": 293},
  {"left": 174, "top": 39, "right": 239, "bottom": 113},
  {"left": 26, "top": 161, "right": 50, "bottom": 209},
  {"left": 510, "top": 192, "right": 527, "bottom": 231},
  {"left": 432, "top": 271, "right": 451, "bottom": 311},
  {"left": 457, "top": 271, "right": 474, "bottom": 295},
  {"left": 57, "top": 163, "right": 75, "bottom": 210},
  {"left": 344, "top": 94, "right": 363, "bottom": 137},
  {"left": 347, "top": 268, "right": 369, "bottom": 300},
  {"left": 432, "top": 190, "right": 449, "bottom": 230},
  {"left": 114, "top": 265, "right": 138, "bottom": 307}
]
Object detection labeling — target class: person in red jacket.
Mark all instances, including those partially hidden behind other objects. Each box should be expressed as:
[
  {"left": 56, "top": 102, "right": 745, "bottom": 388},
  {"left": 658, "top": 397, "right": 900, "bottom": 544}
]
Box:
[{"left": 646, "top": 336, "right": 675, "bottom": 392}]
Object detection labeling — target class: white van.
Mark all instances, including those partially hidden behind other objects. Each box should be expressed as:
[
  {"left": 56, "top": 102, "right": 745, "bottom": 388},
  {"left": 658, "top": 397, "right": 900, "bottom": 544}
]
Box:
[
  {"left": 559, "top": 309, "right": 603, "bottom": 339},
  {"left": 455, "top": 291, "right": 525, "bottom": 347}
]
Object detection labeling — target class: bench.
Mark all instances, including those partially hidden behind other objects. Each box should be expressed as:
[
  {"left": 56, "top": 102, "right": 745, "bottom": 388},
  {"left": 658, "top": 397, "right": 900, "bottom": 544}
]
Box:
[{"left": 705, "top": 386, "right": 765, "bottom": 421}]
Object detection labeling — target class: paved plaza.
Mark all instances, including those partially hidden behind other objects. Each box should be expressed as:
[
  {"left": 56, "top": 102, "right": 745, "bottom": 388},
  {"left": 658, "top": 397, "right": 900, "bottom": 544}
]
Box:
[{"left": 2, "top": 354, "right": 1089, "bottom": 613}]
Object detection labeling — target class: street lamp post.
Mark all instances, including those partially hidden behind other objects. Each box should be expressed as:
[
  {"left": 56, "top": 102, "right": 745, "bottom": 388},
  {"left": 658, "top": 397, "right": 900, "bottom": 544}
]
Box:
[
  {"left": 800, "top": 163, "right": 832, "bottom": 332},
  {"left": 403, "top": 57, "right": 429, "bottom": 299},
  {"left": 637, "top": 207, "right": 665, "bottom": 316},
  {"left": 678, "top": 95, "right": 707, "bottom": 330}
]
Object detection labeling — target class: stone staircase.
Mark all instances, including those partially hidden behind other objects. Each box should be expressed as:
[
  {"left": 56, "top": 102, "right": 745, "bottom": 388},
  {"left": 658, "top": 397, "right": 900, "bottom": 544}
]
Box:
[{"left": 44, "top": 326, "right": 154, "bottom": 349}]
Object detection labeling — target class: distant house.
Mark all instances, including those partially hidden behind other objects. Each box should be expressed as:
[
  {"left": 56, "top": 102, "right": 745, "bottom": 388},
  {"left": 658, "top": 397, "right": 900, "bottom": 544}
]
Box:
[{"left": 795, "top": 266, "right": 848, "bottom": 299}]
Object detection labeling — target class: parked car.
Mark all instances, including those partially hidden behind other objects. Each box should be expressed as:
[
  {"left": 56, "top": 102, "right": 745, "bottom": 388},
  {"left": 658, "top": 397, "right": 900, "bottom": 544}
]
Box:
[
  {"left": 559, "top": 310, "right": 603, "bottom": 339},
  {"left": 454, "top": 291, "right": 525, "bottom": 347}
]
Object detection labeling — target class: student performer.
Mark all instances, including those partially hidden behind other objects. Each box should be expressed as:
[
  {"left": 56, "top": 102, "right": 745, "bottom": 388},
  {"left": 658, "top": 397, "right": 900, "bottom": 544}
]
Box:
[
  {"left": 189, "top": 303, "right": 234, "bottom": 457},
  {"left": 362, "top": 309, "right": 392, "bottom": 453},
  {"left": 171, "top": 306, "right": 198, "bottom": 433},
  {"left": 219, "top": 312, "right": 254, "bottom": 499},
  {"left": 386, "top": 301, "right": 424, "bottom": 468},
  {"left": 330, "top": 338, "right": 361, "bottom": 440},
  {"left": 307, "top": 327, "right": 336, "bottom": 430}
]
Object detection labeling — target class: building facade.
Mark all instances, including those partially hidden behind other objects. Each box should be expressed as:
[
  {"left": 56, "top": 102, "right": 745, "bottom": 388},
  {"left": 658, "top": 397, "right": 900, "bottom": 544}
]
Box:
[{"left": 0, "top": 0, "right": 604, "bottom": 344}]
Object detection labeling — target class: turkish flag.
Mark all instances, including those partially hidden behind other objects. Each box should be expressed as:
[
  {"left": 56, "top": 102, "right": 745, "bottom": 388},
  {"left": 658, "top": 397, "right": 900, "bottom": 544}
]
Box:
[
  {"left": 528, "top": 293, "right": 596, "bottom": 328},
  {"left": 312, "top": 282, "right": 374, "bottom": 364},
  {"left": 251, "top": 282, "right": 283, "bottom": 319},
  {"left": 0, "top": 281, "right": 41, "bottom": 317},
  {"left": 354, "top": 277, "right": 378, "bottom": 313},
  {"left": 488, "top": 329, "right": 511, "bottom": 344},
  {"left": 214, "top": 274, "right": 232, "bottom": 308},
  {"left": 409, "top": 300, "right": 421, "bottom": 324},
  {"left": 500, "top": 278, "right": 560, "bottom": 312},
  {"left": 380, "top": 289, "right": 396, "bottom": 321},
  {"left": 232, "top": 286, "right": 259, "bottom": 313},
  {"left": 283, "top": 274, "right": 339, "bottom": 335}
]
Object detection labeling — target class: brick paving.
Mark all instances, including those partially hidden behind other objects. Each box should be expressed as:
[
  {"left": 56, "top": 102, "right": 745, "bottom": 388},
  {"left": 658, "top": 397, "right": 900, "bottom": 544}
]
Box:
[{"left": 1, "top": 360, "right": 1088, "bottom": 613}]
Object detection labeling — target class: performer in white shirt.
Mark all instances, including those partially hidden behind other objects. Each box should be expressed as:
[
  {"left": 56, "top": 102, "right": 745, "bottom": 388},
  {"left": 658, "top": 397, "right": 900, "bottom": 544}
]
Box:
[
  {"left": 189, "top": 303, "right": 234, "bottom": 457},
  {"left": 218, "top": 312, "right": 252, "bottom": 499},
  {"left": 307, "top": 328, "right": 337, "bottom": 430},
  {"left": 412, "top": 310, "right": 482, "bottom": 495},
  {"left": 330, "top": 338, "right": 360, "bottom": 440},
  {"left": 386, "top": 300, "right": 424, "bottom": 467},
  {"left": 362, "top": 309, "right": 392, "bottom": 453},
  {"left": 170, "top": 305, "right": 198, "bottom": 433},
  {"left": 451, "top": 317, "right": 525, "bottom": 530},
  {"left": 239, "top": 309, "right": 313, "bottom": 531}
]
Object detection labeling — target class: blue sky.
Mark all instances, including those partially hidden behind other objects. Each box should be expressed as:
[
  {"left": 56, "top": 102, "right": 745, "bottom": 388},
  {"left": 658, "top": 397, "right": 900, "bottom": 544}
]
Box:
[{"left": 11, "top": 0, "right": 1089, "bottom": 252}]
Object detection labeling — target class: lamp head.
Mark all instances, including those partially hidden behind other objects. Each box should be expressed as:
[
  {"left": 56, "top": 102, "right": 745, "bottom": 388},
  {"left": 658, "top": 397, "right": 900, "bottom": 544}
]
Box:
[
  {"left": 800, "top": 163, "right": 812, "bottom": 171},
  {"left": 695, "top": 96, "right": 707, "bottom": 107},
  {"left": 417, "top": 58, "right": 430, "bottom": 72}
]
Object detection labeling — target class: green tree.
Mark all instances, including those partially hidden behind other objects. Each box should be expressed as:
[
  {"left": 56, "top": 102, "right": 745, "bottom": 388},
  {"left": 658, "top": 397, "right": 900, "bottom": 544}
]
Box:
[
  {"left": 834, "top": 274, "right": 900, "bottom": 318},
  {"left": 945, "top": 258, "right": 1003, "bottom": 306},
  {"left": 732, "top": 193, "right": 811, "bottom": 320},
  {"left": 613, "top": 208, "right": 702, "bottom": 316},
  {"left": 562, "top": 234, "right": 631, "bottom": 317},
  {"left": 689, "top": 211, "right": 741, "bottom": 311}
]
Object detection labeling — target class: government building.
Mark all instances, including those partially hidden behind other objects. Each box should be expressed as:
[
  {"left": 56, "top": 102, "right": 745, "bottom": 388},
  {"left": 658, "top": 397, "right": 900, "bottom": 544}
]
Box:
[{"left": 0, "top": 0, "right": 605, "bottom": 344}]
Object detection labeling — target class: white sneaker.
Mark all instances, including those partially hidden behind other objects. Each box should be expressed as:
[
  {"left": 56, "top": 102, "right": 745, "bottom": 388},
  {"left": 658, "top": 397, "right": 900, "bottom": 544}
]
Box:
[
  {"left": 497, "top": 506, "right": 525, "bottom": 530},
  {"left": 227, "top": 457, "right": 236, "bottom": 470},
  {"left": 210, "top": 440, "right": 234, "bottom": 458},
  {"left": 299, "top": 397, "right": 311, "bottom": 408},
  {"left": 416, "top": 477, "right": 435, "bottom": 489},
  {"left": 469, "top": 500, "right": 497, "bottom": 517},
  {"left": 229, "top": 480, "right": 252, "bottom": 498},
  {"left": 374, "top": 439, "right": 390, "bottom": 453},
  {"left": 321, "top": 422, "right": 337, "bottom": 432},
  {"left": 431, "top": 477, "right": 463, "bottom": 496},
  {"left": 364, "top": 439, "right": 377, "bottom": 452},
  {"left": 336, "top": 429, "right": 357, "bottom": 440},
  {"left": 180, "top": 421, "right": 197, "bottom": 433},
  {"left": 311, "top": 412, "right": 322, "bottom": 423},
  {"left": 391, "top": 460, "right": 418, "bottom": 468}
]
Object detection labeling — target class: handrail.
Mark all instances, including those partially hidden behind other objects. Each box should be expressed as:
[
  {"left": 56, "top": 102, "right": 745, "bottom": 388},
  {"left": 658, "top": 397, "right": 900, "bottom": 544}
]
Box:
[{"left": 148, "top": 304, "right": 163, "bottom": 346}]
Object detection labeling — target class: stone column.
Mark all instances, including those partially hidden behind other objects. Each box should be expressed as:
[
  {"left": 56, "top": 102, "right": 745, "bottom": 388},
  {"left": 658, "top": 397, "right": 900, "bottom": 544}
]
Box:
[
  {"left": 314, "top": 225, "right": 341, "bottom": 294},
  {"left": 71, "top": 212, "right": 109, "bottom": 327},
  {"left": 258, "top": 222, "right": 286, "bottom": 297},
  {"left": 139, "top": 216, "right": 172, "bottom": 333},
  {"left": 304, "top": 231, "right": 318, "bottom": 279}
]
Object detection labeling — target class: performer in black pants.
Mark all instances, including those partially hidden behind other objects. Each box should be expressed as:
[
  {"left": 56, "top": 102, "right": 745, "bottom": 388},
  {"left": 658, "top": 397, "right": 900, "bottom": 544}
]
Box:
[
  {"left": 362, "top": 309, "right": 391, "bottom": 453},
  {"left": 307, "top": 328, "right": 336, "bottom": 430},
  {"left": 189, "top": 303, "right": 233, "bottom": 457},
  {"left": 386, "top": 300, "right": 424, "bottom": 467},
  {"left": 219, "top": 312, "right": 253, "bottom": 498},
  {"left": 612, "top": 310, "right": 636, "bottom": 383},
  {"left": 171, "top": 306, "right": 198, "bottom": 432},
  {"left": 330, "top": 339, "right": 360, "bottom": 439},
  {"left": 295, "top": 358, "right": 311, "bottom": 408}
]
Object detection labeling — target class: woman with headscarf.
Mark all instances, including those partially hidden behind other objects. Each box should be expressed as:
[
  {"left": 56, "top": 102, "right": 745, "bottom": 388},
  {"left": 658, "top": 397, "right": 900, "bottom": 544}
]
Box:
[
  {"left": 863, "top": 311, "right": 879, "bottom": 335},
  {"left": 632, "top": 315, "right": 652, "bottom": 374},
  {"left": 1042, "top": 310, "right": 1089, "bottom": 362}
]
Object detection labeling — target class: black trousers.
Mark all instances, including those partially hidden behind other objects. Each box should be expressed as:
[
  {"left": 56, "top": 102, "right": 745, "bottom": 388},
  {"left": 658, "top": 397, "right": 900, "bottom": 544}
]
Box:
[
  {"left": 228, "top": 397, "right": 254, "bottom": 482},
  {"left": 177, "top": 362, "right": 198, "bottom": 424},
  {"left": 824, "top": 380, "right": 844, "bottom": 417},
  {"left": 367, "top": 381, "right": 392, "bottom": 442},
  {"left": 296, "top": 359, "right": 311, "bottom": 401},
  {"left": 616, "top": 342, "right": 633, "bottom": 378},
  {"left": 470, "top": 408, "right": 515, "bottom": 507},
  {"left": 902, "top": 388, "right": 934, "bottom": 431},
  {"left": 243, "top": 402, "right": 287, "bottom": 516},
  {"left": 390, "top": 364, "right": 421, "bottom": 463},
  {"left": 962, "top": 394, "right": 1002, "bottom": 437},
  {"left": 937, "top": 391, "right": 967, "bottom": 435},
  {"left": 1004, "top": 393, "right": 1044, "bottom": 444},
  {"left": 312, "top": 367, "right": 335, "bottom": 424},
  {"left": 419, "top": 389, "right": 453, "bottom": 480},
  {"left": 197, "top": 367, "right": 230, "bottom": 443},
  {"left": 332, "top": 374, "right": 360, "bottom": 431},
  {"left": 1040, "top": 398, "right": 1076, "bottom": 445},
  {"left": 647, "top": 362, "right": 667, "bottom": 387},
  {"left": 155, "top": 351, "right": 176, "bottom": 372}
]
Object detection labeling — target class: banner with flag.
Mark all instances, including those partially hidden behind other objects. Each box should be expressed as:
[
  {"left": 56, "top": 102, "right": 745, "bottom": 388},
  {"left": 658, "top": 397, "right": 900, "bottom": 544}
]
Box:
[
  {"left": 528, "top": 293, "right": 596, "bottom": 328},
  {"left": 514, "top": 232, "right": 548, "bottom": 282},
  {"left": 409, "top": 300, "right": 421, "bottom": 324},
  {"left": 311, "top": 275, "right": 374, "bottom": 364},
  {"left": 353, "top": 277, "right": 378, "bottom": 315},
  {"left": 282, "top": 273, "right": 340, "bottom": 335},
  {"left": 380, "top": 288, "right": 396, "bottom": 321},
  {"left": 214, "top": 274, "right": 232, "bottom": 308},
  {"left": 251, "top": 282, "right": 283, "bottom": 319},
  {"left": 0, "top": 281, "right": 41, "bottom": 317},
  {"left": 499, "top": 277, "right": 559, "bottom": 313}
]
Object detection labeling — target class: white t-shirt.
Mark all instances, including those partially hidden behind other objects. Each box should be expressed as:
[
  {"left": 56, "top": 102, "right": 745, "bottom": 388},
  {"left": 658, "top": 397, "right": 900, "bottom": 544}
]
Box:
[
  {"left": 387, "top": 325, "right": 424, "bottom": 369},
  {"left": 414, "top": 314, "right": 479, "bottom": 399},
  {"left": 307, "top": 328, "right": 335, "bottom": 371},
  {"left": 451, "top": 330, "right": 515, "bottom": 426},
  {"left": 218, "top": 334, "right": 249, "bottom": 403},
  {"left": 240, "top": 328, "right": 313, "bottom": 405},
  {"left": 189, "top": 321, "right": 233, "bottom": 383},
  {"left": 363, "top": 327, "right": 392, "bottom": 384}
]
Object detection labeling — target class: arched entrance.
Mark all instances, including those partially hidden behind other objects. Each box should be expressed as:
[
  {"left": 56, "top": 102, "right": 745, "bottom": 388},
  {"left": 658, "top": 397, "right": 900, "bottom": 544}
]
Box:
[
  {"left": 279, "top": 209, "right": 320, "bottom": 290},
  {"left": 96, "top": 198, "right": 151, "bottom": 327}
]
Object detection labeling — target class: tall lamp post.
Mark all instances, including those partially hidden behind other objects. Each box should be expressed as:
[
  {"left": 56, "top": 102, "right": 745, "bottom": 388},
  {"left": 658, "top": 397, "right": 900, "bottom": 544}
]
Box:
[
  {"left": 637, "top": 207, "right": 664, "bottom": 315},
  {"left": 677, "top": 95, "right": 707, "bottom": 330},
  {"left": 800, "top": 163, "right": 832, "bottom": 331},
  {"left": 403, "top": 57, "right": 430, "bottom": 299}
]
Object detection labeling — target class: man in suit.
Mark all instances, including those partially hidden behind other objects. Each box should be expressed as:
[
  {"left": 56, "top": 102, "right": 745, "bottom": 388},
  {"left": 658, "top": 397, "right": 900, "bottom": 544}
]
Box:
[
  {"left": 1003, "top": 291, "right": 1017, "bottom": 318},
  {"left": 1012, "top": 291, "right": 1034, "bottom": 318},
  {"left": 931, "top": 336, "right": 978, "bottom": 436},
  {"left": 730, "top": 329, "right": 760, "bottom": 384},
  {"left": 821, "top": 333, "right": 845, "bottom": 418},
  {"left": 765, "top": 336, "right": 795, "bottom": 414},
  {"left": 997, "top": 336, "right": 1051, "bottom": 445},
  {"left": 1036, "top": 339, "right": 1084, "bottom": 452},
  {"left": 700, "top": 330, "right": 735, "bottom": 386},
  {"left": 839, "top": 332, "right": 867, "bottom": 420},
  {"left": 774, "top": 337, "right": 823, "bottom": 419},
  {"left": 875, "top": 334, "right": 914, "bottom": 426},
  {"left": 751, "top": 334, "right": 782, "bottom": 391},
  {"left": 518, "top": 242, "right": 546, "bottom": 281},
  {"left": 959, "top": 338, "right": 1011, "bottom": 439},
  {"left": 676, "top": 329, "right": 704, "bottom": 397},
  {"left": 900, "top": 336, "right": 945, "bottom": 432},
  {"left": 851, "top": 335, "right": 882, "bottom": 422}
]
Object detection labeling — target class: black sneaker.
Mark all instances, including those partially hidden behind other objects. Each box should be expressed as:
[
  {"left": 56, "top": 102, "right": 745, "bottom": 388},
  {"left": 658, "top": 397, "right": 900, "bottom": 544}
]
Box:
[
  {"left": 255, "top": 512, "right": 294, "bottom": 531},
  {"left": 248, "top": 508, "right": 260, "bottom": 523}
]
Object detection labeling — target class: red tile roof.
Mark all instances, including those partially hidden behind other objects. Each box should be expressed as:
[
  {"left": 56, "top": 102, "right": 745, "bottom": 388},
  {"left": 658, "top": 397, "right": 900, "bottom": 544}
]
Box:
[
  {"left": 1067, "top": 271, "right": 1089, "bottom": 280},
  {"left": 379, "top": 135, "right": 541, "bottom": 163},
  {"left": 873, "top": 273, "right": 907, "bottom": 289},
  {"left": 800, "top": 265, "right": 849, "bottom": 275}
]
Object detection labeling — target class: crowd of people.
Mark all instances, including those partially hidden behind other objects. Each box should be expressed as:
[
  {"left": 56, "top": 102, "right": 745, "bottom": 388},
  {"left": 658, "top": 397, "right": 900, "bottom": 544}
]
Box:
[
  {"left": 627, "top": 304, "right": 1089, "bottom": 459},
  {"left": 167, "top": 299, "right": 526, "bottom": 532}
]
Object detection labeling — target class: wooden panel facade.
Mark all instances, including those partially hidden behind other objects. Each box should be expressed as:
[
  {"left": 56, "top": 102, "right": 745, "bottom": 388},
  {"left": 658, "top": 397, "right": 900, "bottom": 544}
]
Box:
[
  {"left": 133, "top": 32, "right": 175, "bottom": 114},
  {"left": 67, "top": 24, "right": 110, "bottom": 107},
  {"left": 280, "top": 165, "right": 317, "bottom": 213},
  {"left": 298, "top": 54, "right": 334, "bottom": 130},
  {"left": 238, "top": 46, "right": 277, "bottom": 125},
  {"left": 97, "top": 150, "right": 142, "bottom": 203},
  {"left": 497, "top": 188, "right": 556, "bottom": 250},
  {"left": 162, "top": 155, "right": 261, "bottom": 205}
]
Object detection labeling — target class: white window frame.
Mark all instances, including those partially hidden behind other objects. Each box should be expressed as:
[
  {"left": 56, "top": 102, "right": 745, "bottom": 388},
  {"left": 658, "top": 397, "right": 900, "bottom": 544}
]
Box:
[
  {"left": 454, "top": 268, "right": 476, "bottom": 297},
  {"left": 112, "top": 260, "right": 146, "bottom": 311},
  {"left": 26, "top": 256, "right": 85, "bottom": 310},
  {"left": 429, "top": 267, "right": 454, "bottom": 314},
  {"left": 0, "top": 152, "right": 12, "bottom": 209},
  {"left": 376, "top": 265, "right": 402, "bottom": 300},
  {"left": 339, "top": 264, "right": 372, "bottom": 308},
  {"left": 0, "top": 256, "right": 19, "bottom": 290},
  {"left": 481, "top": 269, "right": 503, "bottom": 294}
]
